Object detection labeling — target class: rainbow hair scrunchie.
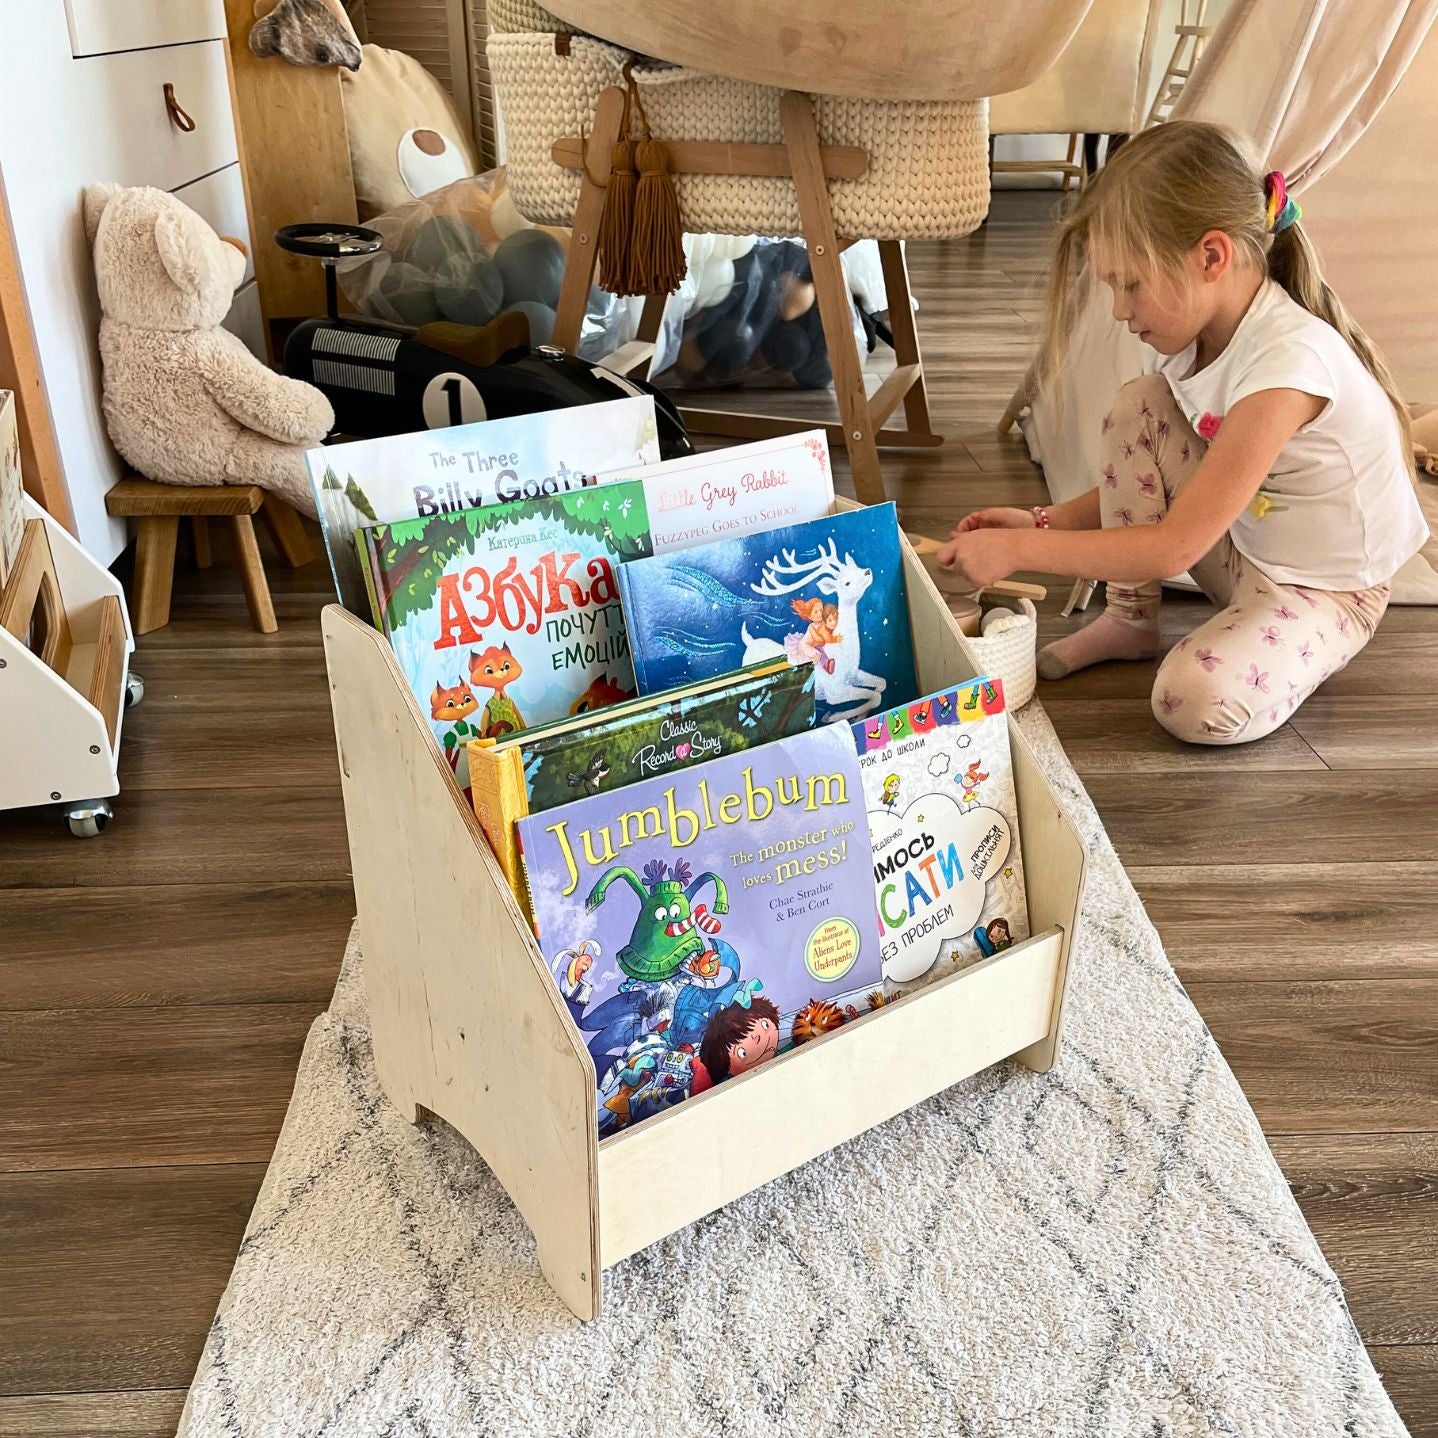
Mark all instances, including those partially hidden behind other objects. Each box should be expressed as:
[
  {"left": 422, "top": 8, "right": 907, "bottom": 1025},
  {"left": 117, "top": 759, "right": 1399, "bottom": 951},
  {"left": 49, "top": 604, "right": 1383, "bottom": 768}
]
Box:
[{"left": 1264, "top": 170, "right": 1302, "bottom": 234}]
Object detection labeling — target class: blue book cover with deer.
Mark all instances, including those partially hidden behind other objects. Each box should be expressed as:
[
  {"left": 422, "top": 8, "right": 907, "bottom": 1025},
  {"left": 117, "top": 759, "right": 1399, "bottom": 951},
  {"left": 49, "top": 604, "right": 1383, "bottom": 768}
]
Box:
[
  {"left": 517, "top": 722, "right": 884, "bottom": 1135},
  {"left": 615, "top": 503, "right": 917, "bottom": 724}
]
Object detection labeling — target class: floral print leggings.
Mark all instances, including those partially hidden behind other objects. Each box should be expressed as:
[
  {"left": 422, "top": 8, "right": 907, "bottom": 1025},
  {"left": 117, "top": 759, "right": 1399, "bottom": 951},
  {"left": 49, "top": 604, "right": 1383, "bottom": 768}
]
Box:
[{"left": 1101, "top": 374, "right": 1390, "bottom": 746}]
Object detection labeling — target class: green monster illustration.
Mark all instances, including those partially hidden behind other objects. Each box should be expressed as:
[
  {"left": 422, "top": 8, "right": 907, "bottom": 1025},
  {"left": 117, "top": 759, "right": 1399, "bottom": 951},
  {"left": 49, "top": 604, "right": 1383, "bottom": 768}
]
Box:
[{"left": 585, "top": 857, "right": 730, "bottom": 982}]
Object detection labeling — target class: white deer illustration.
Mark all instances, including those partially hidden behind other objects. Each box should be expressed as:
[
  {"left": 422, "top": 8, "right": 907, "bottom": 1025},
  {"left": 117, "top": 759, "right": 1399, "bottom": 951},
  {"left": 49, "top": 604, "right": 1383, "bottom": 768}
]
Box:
[{"left": 740, "top": 539, "right": 888, "bottom": 719}]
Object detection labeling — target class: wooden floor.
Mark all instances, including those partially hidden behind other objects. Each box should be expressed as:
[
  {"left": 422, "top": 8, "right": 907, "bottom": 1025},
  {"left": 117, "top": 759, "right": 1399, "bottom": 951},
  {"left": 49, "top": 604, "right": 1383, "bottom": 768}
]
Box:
[{"left": 0, "top": 191, "right": 1433, "bottom": 1436}]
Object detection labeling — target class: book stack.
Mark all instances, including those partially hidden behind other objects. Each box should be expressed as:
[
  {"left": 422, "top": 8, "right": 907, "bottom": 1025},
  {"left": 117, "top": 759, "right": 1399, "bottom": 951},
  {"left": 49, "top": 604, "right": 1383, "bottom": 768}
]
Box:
[{"left": 314, "top": 402, "right": 1028, "bottom": 1134}]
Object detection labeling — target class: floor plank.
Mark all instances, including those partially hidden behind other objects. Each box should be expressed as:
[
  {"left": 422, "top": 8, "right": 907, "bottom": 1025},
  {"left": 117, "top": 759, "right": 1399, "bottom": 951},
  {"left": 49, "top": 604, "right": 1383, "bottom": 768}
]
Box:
[
  {"left": 0, "top": 1166, "right": 263, "bottom": 1395},
  {"left": 0, "top": 1004, "right": 318, "bottom": 1171},
  {"left": 1290, "top": 694, "right": 1438, "bottom": 771},
  {"left": 1272, "top": 1132, "right": 1438, "bottom": 1347},
  {"left": 1079, "top": 770, "right": 1438, "bottom": 868},
  {"left": 0, "top": 1390, "right": 187, "bottom": 1438},
  {"left": 0, "top": 786, "right": 351, "bottom": 890},
  {"left": 0, "top": 884, "right": 353, "bottom": 1012},
  {"left": 1134, "top": 863, "right": 1438, "bottom": 983},
  {"left": 1191, "top": 981, "right": 1438, "bottom": 1135},
  {"left": 1370, "top": 1346, "right": 1438, "bottom": 1438}
]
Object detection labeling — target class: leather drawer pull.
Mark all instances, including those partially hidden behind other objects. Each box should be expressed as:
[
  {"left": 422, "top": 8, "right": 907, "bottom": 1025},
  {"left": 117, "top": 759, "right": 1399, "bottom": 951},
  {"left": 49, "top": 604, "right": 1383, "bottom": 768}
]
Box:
[{"left": 163, "top": 83, "right": 197, "bottom": 132}]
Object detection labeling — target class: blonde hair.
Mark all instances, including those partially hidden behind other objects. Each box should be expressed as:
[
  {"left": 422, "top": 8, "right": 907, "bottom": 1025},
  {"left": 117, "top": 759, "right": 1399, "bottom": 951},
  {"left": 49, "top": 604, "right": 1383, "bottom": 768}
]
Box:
[{"left": 1037, "top": 120, "right": 1412, "bottom": 454}]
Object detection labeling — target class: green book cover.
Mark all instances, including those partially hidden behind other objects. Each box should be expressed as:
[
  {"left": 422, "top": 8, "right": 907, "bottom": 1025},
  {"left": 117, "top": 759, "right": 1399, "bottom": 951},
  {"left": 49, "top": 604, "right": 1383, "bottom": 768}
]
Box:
[{"left": 359, "top": 481, "right": 654, "bottom": 786}]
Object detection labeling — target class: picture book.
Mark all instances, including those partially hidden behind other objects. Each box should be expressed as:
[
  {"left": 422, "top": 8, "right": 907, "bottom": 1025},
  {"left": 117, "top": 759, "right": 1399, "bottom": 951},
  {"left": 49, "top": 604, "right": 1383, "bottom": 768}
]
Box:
[
  {"left": 517, "top": 722, "right": 884, "bottom": 1135},
  {"left": 615, "top": 502, "right": 917, "bottom": 725},
  {"left": 852, "top": 676, "right": 1028, "bottom": 996},
  {"left": 0, "top": 392, "right": 23, "bottom": 587},
  {"left": 591, "top": 429, "right": 834, "bottom": 552},
  {"left": 469, "top": 659, "right": 817, "bottom": 910},
  {"left": 358, "top": 481, "right": 653, "bottom": 788},
  {"left": 307, "top": 394, "right": 660, "bottom": 612}
]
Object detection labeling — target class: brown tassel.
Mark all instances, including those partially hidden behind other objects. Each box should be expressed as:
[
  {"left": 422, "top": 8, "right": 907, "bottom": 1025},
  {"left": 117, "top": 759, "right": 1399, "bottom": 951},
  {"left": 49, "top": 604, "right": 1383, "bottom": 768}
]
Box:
[
  {"left": 631, "top": 137, "right": 687, "bottom": 296},
  {"left": 597, "top": 136, "right": 637, "bottom": 294}
]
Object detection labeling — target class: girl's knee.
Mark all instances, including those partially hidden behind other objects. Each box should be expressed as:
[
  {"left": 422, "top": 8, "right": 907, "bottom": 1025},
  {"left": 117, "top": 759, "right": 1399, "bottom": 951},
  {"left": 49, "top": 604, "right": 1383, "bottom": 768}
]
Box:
[
  {"left": 1106, "top": 373, "right": 1173, "bottom": 429},
  {"left": 1151, "top": 666, "right": 1282, "bottom": 747}
]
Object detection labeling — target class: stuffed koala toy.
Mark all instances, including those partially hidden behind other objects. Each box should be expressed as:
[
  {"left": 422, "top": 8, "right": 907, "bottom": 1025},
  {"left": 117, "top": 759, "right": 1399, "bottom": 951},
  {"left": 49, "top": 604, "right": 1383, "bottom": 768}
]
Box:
[{"left": 85, "top": 183, "right": 333, "bottom": 517}]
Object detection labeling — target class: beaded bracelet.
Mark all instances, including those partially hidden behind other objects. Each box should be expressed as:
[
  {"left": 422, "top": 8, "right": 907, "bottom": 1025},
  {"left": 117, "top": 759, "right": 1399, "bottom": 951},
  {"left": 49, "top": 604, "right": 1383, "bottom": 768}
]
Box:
[{"left": 1032, "top": 506, "right": 1051, "bottom": 529}]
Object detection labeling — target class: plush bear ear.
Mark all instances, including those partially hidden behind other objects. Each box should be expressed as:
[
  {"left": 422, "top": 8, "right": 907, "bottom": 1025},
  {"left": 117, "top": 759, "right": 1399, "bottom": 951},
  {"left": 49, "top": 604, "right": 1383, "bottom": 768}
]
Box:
[
  {"left": 154, "top": 203, "right": 227, "bottom": 297},
  {"left": 83, "top": 183, "right": 122, "bottom": 247}
]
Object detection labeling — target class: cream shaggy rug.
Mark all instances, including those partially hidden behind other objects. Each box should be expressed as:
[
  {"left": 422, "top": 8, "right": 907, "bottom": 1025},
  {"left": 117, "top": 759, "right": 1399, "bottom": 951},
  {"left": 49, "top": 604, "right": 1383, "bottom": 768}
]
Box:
[{"left": 179, "top": 705, "right": 1409, "bottom": 1438}]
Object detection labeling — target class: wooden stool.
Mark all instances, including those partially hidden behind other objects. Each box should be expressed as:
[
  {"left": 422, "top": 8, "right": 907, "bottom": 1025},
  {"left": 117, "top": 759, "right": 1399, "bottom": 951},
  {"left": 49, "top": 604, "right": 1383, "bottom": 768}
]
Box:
[{"left": 104, "top": 478, "right": 314, "bottom": 635}]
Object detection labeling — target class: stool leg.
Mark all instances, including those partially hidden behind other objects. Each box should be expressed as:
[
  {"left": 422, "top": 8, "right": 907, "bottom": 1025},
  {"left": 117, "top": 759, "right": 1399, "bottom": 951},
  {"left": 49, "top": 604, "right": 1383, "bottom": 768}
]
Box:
[
  {"left": 877, "top": 240, "right": 938, "bottom": 442},
  {"left": 259, "top": 495, "right": 315, "bottom": 568},
  {"left": 781, "top": 91, "right": 885, "bottom": 506},
  {"left": 228, "top": 514, "right": 277, "bottom": 634},
  {"left": 132, "top": 516, "right": 179, "bottom": 635},
  {"left": 553, "top": 85, "right": 627, "bottom": 354},
  {"left": 191, "top": 516, "right": 212, "bottom": 570}
]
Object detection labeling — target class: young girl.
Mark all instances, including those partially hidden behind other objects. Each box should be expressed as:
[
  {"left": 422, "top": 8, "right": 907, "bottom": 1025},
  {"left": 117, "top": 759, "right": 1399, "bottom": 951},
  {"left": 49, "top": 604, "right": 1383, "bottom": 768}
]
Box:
[{"left": 938, "top": 122, "right": 1428, "bottom": 745}]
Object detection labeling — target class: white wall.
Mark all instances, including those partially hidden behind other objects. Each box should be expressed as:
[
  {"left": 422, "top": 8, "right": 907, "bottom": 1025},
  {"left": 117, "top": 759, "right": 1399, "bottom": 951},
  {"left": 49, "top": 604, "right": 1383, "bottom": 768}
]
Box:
[{"left": 0, "top": 4, "right": 126, "bottom": 562}]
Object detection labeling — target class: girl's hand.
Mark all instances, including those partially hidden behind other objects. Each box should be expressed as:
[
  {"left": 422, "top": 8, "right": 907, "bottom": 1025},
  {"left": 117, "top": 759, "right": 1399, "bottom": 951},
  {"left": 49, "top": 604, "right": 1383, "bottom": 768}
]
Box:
[
  {"left": 935, "top": 529, "right": 1018, "bottom": 590},
  {"left": 951, "top": 507, "right": 1037, "bottom": 535}
]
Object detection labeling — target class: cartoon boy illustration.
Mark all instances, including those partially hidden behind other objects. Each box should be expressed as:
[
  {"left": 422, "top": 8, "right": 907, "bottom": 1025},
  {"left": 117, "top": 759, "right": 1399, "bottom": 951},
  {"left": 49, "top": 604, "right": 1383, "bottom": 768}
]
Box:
[
  {"left": 691, "top": 995, "right": 782, "bottom": 1094},
  {"left": 881, "top": 773, "right": 901, "bottom": 811}
]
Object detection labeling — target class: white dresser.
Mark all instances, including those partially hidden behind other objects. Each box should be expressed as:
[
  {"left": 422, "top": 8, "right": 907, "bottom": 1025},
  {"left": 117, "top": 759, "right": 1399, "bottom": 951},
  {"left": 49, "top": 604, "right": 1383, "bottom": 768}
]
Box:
[{"left": 0, "top": 0, "right": 262, "bottom": 564}]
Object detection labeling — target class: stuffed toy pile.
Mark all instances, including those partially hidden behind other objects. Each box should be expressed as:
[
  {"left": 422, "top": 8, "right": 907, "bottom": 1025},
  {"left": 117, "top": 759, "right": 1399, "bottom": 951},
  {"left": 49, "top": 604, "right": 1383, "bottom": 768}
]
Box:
[{"left": 85, "top": 183, "right": 332, "bottom": 517}]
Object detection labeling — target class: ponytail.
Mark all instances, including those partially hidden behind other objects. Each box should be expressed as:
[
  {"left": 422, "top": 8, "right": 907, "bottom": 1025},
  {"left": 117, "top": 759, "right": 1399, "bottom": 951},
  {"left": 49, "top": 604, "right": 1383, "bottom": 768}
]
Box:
[{"left": 1268, "top": 221, "right": 1414, "bottom": 458}]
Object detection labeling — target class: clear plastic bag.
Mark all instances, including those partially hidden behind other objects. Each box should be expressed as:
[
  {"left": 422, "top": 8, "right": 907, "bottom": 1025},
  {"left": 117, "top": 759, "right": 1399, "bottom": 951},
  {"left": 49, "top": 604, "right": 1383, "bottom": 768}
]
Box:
[
  {"left": 651, "top": 235, "right": 890, "bottom": 390},
  {"left": 336, "top": 168, "right": 641, "bottom": 362}
]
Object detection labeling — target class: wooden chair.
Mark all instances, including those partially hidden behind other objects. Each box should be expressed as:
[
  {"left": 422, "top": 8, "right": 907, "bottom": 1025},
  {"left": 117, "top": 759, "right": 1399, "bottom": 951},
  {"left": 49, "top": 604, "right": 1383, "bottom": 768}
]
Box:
[{"left": 104, "top": 479, "right": 314, "bottom": 635}]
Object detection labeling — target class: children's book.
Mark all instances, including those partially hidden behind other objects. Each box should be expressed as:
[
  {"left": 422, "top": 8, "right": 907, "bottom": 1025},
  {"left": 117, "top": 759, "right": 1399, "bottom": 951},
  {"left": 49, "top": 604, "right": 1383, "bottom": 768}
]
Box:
[
  {"left": 852, "top": 676, "right": 1028, "bottom": 996},
  {"left": 307, "top": 395, "right": 660, "bottom": 612},
  {"left": 358, "top": 482, "right": 653, "bottom": 787},
  {"left": 518, "top": 722, "right": 883, "bottom": 1135},
  {"left": 615, "top": 502, "right": 917, "bottom": 725},
  {"left": 469, "top": 659, "right": 816, "bottom": 912},
  {"left": 0, "top": 392, "right": 24, "bottom": 587},
  {"left": 592, "top": 429, "right": 834, "bottom": 552}
]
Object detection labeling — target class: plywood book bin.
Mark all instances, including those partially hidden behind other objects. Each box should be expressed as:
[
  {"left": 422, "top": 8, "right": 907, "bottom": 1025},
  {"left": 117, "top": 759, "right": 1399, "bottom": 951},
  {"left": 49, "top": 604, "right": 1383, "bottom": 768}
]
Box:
[{"left": 322, "top": 500, "right": 1087, "bottom": 1321}]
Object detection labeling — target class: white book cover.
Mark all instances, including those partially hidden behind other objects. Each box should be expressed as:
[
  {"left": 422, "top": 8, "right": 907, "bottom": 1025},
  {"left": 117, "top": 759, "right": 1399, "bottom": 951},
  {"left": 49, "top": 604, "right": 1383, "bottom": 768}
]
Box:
[
  {"left": 0, "top": 392, "right": 23, "bottom": 588},
  {"left": 593, "top": 429, "right": 834, "bottom": 552},
  {"left": 306, "top": 395, "right": 660, "bottom": 612},
  {"left": 851, "top": 676, "right": 1029, "bottom": 996}
]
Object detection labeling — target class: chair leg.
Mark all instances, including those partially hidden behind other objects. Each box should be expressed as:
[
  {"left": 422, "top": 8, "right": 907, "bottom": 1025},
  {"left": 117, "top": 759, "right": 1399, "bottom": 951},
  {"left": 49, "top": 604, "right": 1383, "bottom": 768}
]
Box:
[
  {"left": 132, "top": 516, "right": 178, "bottom": 635},
  {"left": 190, "top": 515, "right": 212, "bottom": 569},
  {"left": 781, "top": 91, "right": 886, "bottom": 506},
  {"left": 877, "top": 240, "right": 938, "bottom": 442},
  {"left": 259, "top": 495, "right": 315, "bottom": 568},
  {"left": 553, "top": 85, "right": 627, "bottom": 355},
  {"left": 228, "top": 514, "right": 278, "bottom": 634}
]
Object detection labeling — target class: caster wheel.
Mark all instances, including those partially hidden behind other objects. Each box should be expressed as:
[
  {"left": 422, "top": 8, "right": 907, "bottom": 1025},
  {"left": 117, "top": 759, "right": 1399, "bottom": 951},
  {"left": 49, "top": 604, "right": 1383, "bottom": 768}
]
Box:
[
  {"left": 64, "top": 799, "right": 113, "bottom": 839},
  {"left": 125, "top": 672, "right": 145, "bottom": 708}
]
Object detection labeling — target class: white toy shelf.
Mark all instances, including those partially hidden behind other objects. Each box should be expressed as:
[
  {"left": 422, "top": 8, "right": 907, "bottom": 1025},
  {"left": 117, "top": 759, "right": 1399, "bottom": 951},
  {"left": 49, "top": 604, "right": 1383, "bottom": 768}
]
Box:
[
  {"left": 0, "top": 495, "right": 141, "bottom": 836},
  {"left": 322, "top": 505, "right": 1088, "bottom": 1321}
]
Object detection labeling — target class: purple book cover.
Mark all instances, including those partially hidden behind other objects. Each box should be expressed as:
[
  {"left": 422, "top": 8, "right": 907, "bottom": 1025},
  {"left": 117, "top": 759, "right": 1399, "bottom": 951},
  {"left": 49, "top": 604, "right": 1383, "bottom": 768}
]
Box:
[{"left": 517, "top": 723, "right": 884, "bottom": 1135}]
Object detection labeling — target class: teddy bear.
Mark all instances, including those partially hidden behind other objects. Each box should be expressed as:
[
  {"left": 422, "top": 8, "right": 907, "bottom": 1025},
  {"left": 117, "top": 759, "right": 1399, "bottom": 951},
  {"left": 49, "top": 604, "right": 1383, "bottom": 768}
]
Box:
[{"left": 85, "top": 183, "right": 333, "bottom": 518}]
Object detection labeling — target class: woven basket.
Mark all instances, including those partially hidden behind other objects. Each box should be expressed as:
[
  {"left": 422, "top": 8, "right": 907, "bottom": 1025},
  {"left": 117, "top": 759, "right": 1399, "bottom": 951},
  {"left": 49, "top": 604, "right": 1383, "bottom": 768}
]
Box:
[
  {"left": 965, "top": 598, "right": 1039, "bottom": 709},
  {"left": 486, "top": 30, "right": 989, "bottom": 240}
]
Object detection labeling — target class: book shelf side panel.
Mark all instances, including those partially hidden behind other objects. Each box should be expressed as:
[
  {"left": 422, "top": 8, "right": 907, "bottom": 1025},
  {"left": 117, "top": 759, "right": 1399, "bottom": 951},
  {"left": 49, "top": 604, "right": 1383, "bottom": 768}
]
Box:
[
  {"left": 597, "top": 927, "right": 1063, "bottom": 1270},
  {"left": 322, "top": 605, "right": 603, "bottom": 1320},
  {"left": 900, "top": 537, "right": 1087, "bottom": 1069}
]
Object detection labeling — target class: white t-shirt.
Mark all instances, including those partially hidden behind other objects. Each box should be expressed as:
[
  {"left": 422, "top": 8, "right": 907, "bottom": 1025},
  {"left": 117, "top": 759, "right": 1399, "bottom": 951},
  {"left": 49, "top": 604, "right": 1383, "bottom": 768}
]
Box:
[{"left": 1145, "top": 279, "right": 1428, "bottom": 590}]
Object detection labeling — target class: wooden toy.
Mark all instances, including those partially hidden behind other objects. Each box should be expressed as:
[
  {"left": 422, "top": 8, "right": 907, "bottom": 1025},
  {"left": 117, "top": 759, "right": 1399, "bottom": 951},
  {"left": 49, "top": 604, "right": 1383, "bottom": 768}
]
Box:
[{"left": 321, "top": 501, "right": 1086, "bottom": 1320}]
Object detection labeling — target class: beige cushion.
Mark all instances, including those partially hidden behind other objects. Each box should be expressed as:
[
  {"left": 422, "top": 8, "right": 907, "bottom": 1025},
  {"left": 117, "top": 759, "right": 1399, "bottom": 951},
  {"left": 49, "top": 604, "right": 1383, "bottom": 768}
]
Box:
[
  {"left": 989, "top": 0, "right": 1165, "bottom": 136},
  {"left": 340, "top": 45, "right": 478, "bottom": 219}
]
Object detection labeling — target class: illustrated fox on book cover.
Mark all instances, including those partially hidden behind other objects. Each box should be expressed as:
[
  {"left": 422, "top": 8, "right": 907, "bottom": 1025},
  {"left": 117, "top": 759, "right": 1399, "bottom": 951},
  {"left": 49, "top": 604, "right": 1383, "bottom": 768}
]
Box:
[
  {"left": 517, "top": 723, "right": 884, "bottom": 1134},
  {"left": 616, "top": 503, "right": 917, "bottom": 724},
  {"left": 853, "top": 676, "right": 1028, "bottom": 995},
  {"left": 359, "top": 482, "right": 653, "bottom": 787}
]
